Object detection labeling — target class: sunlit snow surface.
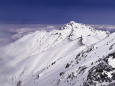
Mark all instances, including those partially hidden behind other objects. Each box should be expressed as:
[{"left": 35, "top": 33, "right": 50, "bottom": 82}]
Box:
[
  {"left": 0, "top": 23, "right": 115, "bottom": 46},
  {"left": 0, "top": 24, "right": 62, "bottom": 46},
  {"left": 0, "top": 21, "right": 115, "bottom": 86},
  {"left": 108, "top": 56, "right": 115, "bottom": 68}
]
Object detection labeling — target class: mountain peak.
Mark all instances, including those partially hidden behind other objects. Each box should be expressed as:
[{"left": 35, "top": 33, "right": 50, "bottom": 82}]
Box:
[
  {"left": 60, "top": 21, "right": 82, "bottom": 30},
  {"left": 68, "top": 21, "right": 76, "bottom": 25},
  {"left": 60, "top": 21, "right": 92, "bottom": 31}
]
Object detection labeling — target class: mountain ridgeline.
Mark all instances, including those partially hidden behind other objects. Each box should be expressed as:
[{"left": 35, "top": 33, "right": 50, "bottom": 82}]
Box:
[{"left": 1, "top": 21, "right": 115, "bottom": 86}]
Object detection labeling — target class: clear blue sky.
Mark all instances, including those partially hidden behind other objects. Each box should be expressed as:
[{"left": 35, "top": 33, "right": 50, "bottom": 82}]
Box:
[{"left": 0, "top": 0, "right": 115, "bottom": 24}]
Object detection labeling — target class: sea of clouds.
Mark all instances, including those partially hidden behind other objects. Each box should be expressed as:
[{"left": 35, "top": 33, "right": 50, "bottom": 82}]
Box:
[
  {"left": 0, "top": 24, "right": 115, "bottom": 47},
  {"left": 0, "top": 24, "right": 62, "bottom": 46}
]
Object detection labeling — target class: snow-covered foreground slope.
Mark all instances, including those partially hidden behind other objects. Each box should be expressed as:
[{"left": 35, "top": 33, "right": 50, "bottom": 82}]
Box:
[{"left": 1, "top": 21, "right": 115, "bottom": 86}]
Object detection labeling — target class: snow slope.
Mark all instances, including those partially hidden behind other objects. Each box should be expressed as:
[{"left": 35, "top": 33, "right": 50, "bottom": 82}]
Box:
[{"left": 0, "top": 21, "right": 114, "bottom": 86}]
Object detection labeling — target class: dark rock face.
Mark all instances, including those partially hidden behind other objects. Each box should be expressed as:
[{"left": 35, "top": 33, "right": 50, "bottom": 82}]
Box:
[
  {"left": 84, "top": 52, "right": 115, "bottom": 86},
  {"left": 17, "top": 80, "right": 22, "bottom": 86}
]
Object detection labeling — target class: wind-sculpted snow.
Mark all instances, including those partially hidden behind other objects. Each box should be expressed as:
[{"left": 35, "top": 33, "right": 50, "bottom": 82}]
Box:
[{"left": 0, "top": 21, "right": 114, "bottom": 86}]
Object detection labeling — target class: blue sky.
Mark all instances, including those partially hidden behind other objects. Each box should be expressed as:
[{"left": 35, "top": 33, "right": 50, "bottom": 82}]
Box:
[{"left": 0, "top": 0, "right": 115, "bottom": 24}]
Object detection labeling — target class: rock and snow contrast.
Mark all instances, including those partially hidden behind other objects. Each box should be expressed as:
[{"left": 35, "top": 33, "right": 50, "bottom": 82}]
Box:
[{"left": 1, "top": 21, "right": 115, "bottom": 86}]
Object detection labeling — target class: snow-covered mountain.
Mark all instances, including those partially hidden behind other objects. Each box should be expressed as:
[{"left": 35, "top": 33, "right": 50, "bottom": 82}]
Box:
[{"left": 1, "top": 21, "right": 115, "bottom": 86}]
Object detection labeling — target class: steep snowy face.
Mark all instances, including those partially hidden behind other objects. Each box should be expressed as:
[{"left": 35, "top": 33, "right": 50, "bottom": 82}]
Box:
[
  {"left": 61, "top": 21, "right": 109, "bottom": 45},
  {"left": 2, "top": 21, "right": 109, "bottom": 56},
  {"left": 0, "top": 21, "right": 110, "bottom": 86}
]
